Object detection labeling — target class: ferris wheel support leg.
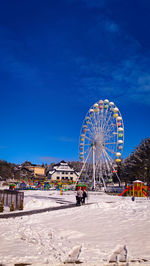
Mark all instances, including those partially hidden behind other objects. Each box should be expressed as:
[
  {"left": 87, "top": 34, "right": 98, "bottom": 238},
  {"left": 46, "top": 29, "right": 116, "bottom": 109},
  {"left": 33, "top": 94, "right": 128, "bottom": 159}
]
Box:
[
  {"left": 100, "top": 172, "right": 106, "bottom": 190},
  {"left": 93, "top": 145, "right": 96, "bottom": 190},
  {"left": 75, "top": 147, "right": 92, "bottom": 185},
  {"left": 112, "top": 165, "right": 121, "bottom": 186}
]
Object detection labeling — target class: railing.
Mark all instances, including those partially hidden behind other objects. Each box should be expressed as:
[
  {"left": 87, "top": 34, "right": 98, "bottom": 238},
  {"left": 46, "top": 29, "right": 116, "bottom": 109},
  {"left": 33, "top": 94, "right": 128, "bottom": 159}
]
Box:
[{"left": 0, "top": 189, "right": 24, "bottom": 210}]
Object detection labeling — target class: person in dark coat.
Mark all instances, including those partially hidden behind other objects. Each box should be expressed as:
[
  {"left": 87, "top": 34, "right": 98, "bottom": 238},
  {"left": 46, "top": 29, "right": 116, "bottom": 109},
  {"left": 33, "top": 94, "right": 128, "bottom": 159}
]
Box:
[{"left": 82, "top": 189, "right": 87, "bottom": 204}]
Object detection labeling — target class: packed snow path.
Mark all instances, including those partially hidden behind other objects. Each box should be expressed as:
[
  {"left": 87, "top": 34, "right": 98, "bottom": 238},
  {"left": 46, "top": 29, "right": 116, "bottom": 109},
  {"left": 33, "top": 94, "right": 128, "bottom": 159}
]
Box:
[
  {"left": 0, "top": 203, "right": 80, "bottom": 219},
  {"left": 0, "top": 192, "right": 92, "bottom": 218}
]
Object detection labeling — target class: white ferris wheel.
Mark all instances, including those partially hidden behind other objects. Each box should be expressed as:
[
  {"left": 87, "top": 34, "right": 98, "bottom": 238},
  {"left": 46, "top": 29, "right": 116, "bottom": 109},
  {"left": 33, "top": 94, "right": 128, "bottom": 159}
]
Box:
[{"left": 78, "top": 99, "right": 124, "bottom": 189}]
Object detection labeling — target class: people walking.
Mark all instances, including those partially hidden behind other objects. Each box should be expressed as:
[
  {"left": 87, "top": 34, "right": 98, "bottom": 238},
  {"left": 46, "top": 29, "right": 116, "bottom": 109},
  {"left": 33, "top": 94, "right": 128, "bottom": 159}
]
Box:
[{"left": 76, "top": 187, "right": 83, "bottom": 206}]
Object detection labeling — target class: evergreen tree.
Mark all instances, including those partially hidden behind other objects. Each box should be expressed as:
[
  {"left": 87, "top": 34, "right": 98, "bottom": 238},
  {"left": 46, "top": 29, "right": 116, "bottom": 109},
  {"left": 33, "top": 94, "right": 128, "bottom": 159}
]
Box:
[{"left": 122, "top": 138, "right": 150, "bottom": 184}]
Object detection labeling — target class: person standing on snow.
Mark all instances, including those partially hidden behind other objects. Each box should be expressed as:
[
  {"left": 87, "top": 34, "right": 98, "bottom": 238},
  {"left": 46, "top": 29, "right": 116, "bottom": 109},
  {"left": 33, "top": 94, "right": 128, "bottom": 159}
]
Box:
[
  {"left": 82, "top": 189, "right": 87, "bottom": 204},
  {"left": 76, "top": 187, "right": 83, "bottom": 206}
]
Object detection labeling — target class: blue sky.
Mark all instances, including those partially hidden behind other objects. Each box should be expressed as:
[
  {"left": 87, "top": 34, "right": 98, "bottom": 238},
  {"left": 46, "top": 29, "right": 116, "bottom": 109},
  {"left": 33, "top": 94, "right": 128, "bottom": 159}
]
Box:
[{"left": 0, "top": 0, "right": 150, "bottom": 164}]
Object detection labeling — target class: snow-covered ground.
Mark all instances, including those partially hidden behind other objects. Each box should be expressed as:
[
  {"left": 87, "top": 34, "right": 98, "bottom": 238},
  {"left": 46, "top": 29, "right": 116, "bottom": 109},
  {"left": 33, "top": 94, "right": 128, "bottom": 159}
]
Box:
[{"left": 0, "top": 190, "right": 150, "bottom": 265}]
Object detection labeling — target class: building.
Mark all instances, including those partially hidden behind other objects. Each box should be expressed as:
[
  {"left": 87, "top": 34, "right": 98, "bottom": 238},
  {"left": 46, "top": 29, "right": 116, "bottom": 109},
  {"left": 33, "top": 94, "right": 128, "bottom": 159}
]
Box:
[
  {"left": 48, "top": 161, "right": 79, "bottom": 182},
  {"left": 25, "top": 165, "right": 45, "bottom": 179},
  {"left": 34, "top": 166, "right": 45, "bottom": 178}
]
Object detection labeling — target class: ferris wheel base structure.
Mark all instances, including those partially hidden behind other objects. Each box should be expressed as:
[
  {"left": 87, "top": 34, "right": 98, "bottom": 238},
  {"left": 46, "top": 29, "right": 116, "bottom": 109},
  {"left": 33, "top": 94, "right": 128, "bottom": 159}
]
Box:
[{"left": 78, "top": 99, "right": 124, "bottom": 190}]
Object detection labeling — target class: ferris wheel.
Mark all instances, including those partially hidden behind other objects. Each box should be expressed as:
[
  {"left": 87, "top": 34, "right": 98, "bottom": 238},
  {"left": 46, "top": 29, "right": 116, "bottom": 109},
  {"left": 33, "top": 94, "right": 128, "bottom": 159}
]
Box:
[{"left": 78, "top": 99, "right": 124, "bottom": 189}]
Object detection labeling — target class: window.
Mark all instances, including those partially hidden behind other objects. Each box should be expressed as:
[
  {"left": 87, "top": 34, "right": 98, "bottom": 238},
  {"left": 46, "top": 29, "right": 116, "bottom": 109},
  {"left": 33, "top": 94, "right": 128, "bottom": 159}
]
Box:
[
  {"left": 70, "top": 172, "right": 73, "bottom": 175},
  {"left": 57, "top": 176, "right": 60, "bottom": 180},
  {"left": 62, "top": 172, "right": 64, "bottom": 174},
  {"left": 66, "top": 172, "right": 68, "bottom": 174},
  {"left": 65, "top": 177, "right": 68, "bottom": 180},
  {"left": 70, "top": 177, "right": 73, "bottom": 181},
  {"left": 62, "top": 177, "right": 64, "bottom": 180}
]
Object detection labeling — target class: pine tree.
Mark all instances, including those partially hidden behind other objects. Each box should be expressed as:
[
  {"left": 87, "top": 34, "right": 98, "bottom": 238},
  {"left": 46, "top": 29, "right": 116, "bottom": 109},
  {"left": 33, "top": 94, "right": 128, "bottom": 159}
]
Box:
[{"left": 122, "top": 138, "right": 150, "bottom": 184}]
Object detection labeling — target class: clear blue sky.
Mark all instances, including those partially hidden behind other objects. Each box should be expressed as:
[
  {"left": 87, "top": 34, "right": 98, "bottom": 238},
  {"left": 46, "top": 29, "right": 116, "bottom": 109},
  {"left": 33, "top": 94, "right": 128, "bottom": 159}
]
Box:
[{"left": 0, "top": 0, "right": 150, "bottom": 164}]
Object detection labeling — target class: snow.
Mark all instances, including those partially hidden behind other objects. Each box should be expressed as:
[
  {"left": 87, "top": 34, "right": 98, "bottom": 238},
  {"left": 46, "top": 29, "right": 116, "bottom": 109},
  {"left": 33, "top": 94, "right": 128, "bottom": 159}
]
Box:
[
  {"left": 0, "top": 190, "right": 150, "bottom": 265},
  {"left": 133, "top": 180, "right": 144, "bottom": 183},
  {"left": 23, "top": 190, "right": 61, "bottom": 210}
]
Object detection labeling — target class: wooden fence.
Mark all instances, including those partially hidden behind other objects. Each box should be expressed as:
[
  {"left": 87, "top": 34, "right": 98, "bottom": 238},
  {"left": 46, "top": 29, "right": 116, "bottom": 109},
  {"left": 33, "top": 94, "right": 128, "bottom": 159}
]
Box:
[{"left": 0, "top": 190, "right": 24, "bottom": 210}]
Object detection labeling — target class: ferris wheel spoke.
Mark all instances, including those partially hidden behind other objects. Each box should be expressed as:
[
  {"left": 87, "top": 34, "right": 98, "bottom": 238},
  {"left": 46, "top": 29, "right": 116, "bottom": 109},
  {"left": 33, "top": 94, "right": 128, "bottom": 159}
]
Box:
[
  {"left": 102, "top": 149, "right": 111, "bottom": 173},
  {"left": 83, "top": 145, "right": 91, "bottom": 153},
  {"left": 101, "top": 110, "right": 107, "bottom": 131},
  {"left": 105, "top": 142, "right": 117, "bottom": 145},
  {"left": 105, "top": 146, "right": 116, "bottom": 155},
  {"left": 104, "top": 133, "right": 116, "bottom": 143},
  {"left": 86, "top": 125, "right": 96, "bottom": 137},
  {"left": 104, "top": 126, "right": 116, "bottom": 137},
  {"left": 105, "top": 131, "right": 117, "bottom": 139},
  {"left": 103, "top": 107, "right": 115, "bottom": 130},
  {"left": 104, "top": 122, "right": 116, "bottom": 134},
  {"left": 102, "top": 110, "right": 109, "bottom": 130},
  {"left": 103, "top": 109, "right": 111, "bottom": 130},
  {"left": 84, "top": 135, "right": 93, "bottom": 141},
  {"left": 103, "top": 148, "right": 114, "bottom": 163},
  {"left": 104, "top": 134, "right": 116, "bottom": 143},
  {"left": 104, "top": 121, "right": 116, "bottom": 132},
  {"left": 104, "top": 129, "right": 116, "bottom": 138},
  {"left": 104, "top": 135, "right": 117, "bottom": 143},
  {"left": 86, "top": 130, "right": 95, "bottom": 139},
  {"left": 104, "top": 109, "right": 113, "bottom": 127},
  {"left": 93, "top": 114, "right": 99, "bottom": 135},
  {"left": 84, "top": 150, "right": 91, "bottom": 157}
]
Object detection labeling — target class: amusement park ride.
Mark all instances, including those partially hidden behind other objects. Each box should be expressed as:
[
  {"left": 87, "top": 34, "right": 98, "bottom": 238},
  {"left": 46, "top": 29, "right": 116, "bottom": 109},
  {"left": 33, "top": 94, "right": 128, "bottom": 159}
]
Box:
[{"left": 78, "top": 99, "right": 124, "bottom": 189}]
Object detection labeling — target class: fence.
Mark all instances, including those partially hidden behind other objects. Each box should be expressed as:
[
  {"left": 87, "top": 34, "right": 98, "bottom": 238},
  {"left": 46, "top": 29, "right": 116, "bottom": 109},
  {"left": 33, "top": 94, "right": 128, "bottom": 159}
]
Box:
[
  {"left": 0, "top": 190, "right": 24, "bottom": 210},
  {"left": 105, "top": 186, "right": 124, "bottom": 193}
]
